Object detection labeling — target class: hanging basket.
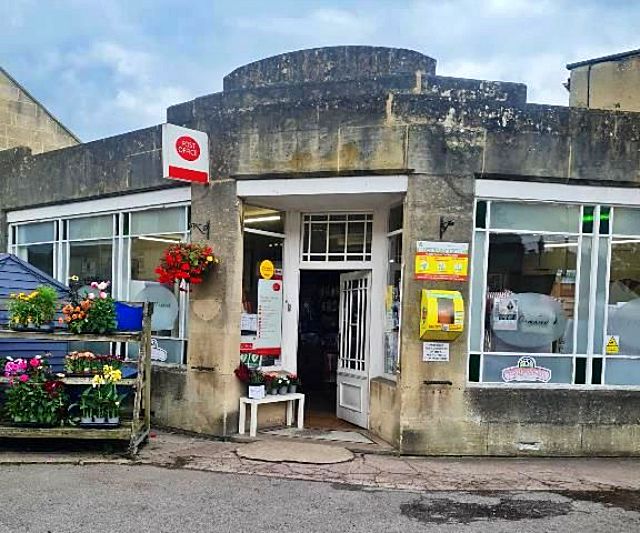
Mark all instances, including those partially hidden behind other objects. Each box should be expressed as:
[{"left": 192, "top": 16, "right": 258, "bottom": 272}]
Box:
[{"left": 154, "top": 242, "right": 219, "bottom": 291}]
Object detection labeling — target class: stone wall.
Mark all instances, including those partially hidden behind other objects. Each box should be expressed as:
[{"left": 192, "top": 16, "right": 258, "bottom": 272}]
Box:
[{"left": 0, "top": 68, "right": 78, "bottom": 154}]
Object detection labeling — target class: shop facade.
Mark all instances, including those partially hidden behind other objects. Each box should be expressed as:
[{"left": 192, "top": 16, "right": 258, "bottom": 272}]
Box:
[{"left": 2, "top": 46, "right": 640, "bottom": 454}]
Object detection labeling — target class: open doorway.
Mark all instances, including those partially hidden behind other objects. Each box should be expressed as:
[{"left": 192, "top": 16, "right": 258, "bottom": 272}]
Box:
[{"left": 297, "top": 270, "right": 357, "bottom": 429}]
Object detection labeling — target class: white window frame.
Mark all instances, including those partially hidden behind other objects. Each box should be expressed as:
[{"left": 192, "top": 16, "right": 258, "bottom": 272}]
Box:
[
  {"left": 7, "top": 190, "right": 191, "bottom": 367},
  {"left": 469, "top": 180, "right": 640, "bottom": 390}
]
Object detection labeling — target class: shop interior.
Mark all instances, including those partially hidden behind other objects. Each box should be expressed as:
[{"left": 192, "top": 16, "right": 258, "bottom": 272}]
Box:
[{"left": 297, "top": 270, "right": 355, "bottom": 429}]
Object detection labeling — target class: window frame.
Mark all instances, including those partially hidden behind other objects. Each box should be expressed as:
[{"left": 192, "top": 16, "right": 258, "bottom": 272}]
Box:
[
  {"left": 8, "top": 202, "right": 191, "bottom": 367},
  {"left": 469, "top": 180, "right": 640, "bottom": 390}
]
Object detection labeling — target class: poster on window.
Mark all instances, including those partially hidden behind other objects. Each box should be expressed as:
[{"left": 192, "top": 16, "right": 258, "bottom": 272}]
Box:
[
  {"left": 254, "top": 279, "right": 283, "bottom": 356},
  {"left": 492, "top": 296, "right": 519, "bottom": 331},
  {"left": 415, "top": 241, "right": 469, "bottom": 281}
]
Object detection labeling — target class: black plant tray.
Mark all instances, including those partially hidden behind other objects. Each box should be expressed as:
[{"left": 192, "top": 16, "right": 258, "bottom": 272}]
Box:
[{"left": 79, "top": 422, "right": 121, "bottom": 429}]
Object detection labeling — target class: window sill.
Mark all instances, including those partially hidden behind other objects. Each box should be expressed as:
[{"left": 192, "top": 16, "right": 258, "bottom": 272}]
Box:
[{"left": 466, "top": 382, "right": 640, "bottom": 391}]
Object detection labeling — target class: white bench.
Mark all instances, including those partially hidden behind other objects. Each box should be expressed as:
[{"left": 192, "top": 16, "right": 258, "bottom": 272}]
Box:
[{"left": 238, "top": 393, "right": 305, "bottom": 438}]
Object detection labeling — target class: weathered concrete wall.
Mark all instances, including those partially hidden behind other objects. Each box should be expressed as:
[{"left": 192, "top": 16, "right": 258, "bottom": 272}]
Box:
[
  {"left": 184, "top": 179, "right": 243, "bottom": 434},
  {"left": 398, "top": 174, "right": 478, "bottom": 455},
  {"left": 569, "top": 54, "right": 640, "bottom": 112},
  {"left": 369, "top": 377, "right": 400, "bottom": 447},
  {"left": 0, "top": 68, "right": 78, "bottom": 154}
]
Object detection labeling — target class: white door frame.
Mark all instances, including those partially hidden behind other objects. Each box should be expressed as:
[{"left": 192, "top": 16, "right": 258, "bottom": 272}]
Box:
[{"left": 280, "top": 208, "right": 388, "bottom": 385}]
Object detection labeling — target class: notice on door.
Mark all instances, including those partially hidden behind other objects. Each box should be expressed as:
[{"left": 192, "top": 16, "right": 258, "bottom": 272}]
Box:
[
  {"left": 255, "top": 279, "right": 283, "bottom": 356},
  {"left": 415, "top": 241, "right": 469, "bottom": 281},
  {"left": 422, "top": 341, "right": 450, "bottom": 362}
]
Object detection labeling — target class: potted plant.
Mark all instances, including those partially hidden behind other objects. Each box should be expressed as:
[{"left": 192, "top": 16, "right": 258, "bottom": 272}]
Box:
[
  {"left": 8, "top": 286, "right": 58, "bottom": 331},
  {"left": 78, "top": 365, "right": 125, "bottom": 426},
  {"left": 248, "top": 370, "right": 266, "bottom": 400},
  {"left": 155, "top": 242, "right": 219, "bottom": 292},
  {"left": 264, "top": 372, "right": 278, "bottom": 395},
  {"left": 288, "top": 374, "right": 300, "bottom": 393},
  {"left": 234, "top": 363, "right": 266, "bottom": 399},
  {"left": 3, "top": 356, "right": 67, "bottom": 426},
  {"left": 60, "top": 279, "right": 116, "bottom": 334},
  {"left": 277, "top": 375, "right": 290, "bottom": 395},
  {"left": 64, "top": 351, "right": 122, "bottom": 376}
]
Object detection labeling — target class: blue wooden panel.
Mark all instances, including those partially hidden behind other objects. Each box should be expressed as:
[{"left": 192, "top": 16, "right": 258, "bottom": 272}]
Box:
[{"left": 0, "top": 341, "right": 68, "bottom": 372}]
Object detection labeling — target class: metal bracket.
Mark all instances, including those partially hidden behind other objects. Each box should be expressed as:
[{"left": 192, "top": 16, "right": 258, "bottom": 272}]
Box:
[
  {"left": 439, "top": 217, "right": 455, "bottom": 240},
  {"left": 189, "top": 221, "right": 210, "bottom": 240}
]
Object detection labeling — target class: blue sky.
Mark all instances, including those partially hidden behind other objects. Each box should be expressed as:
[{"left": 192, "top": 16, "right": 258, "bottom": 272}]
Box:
[{"left": 2, "top": 0, "right": 637, "bottom": 141}]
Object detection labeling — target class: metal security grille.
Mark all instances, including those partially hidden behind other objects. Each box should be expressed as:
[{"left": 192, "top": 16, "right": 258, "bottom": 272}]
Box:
[
  {"left": 301, "top": 213, "right": 373, "bottom": 262},
  {"left": 339, "top": 274, "right": 369, "bottom": 372}
]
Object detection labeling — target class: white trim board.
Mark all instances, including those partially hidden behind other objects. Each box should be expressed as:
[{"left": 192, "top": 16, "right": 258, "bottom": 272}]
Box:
[
  {"left": 7, "top": 187, "right": 191, "bottom": 224},
  {"left": 476, "top": 179, "right": 640, "bottom": 206},
  {"left": 237, "top": 175, "right": 408, "bottom": 197}
]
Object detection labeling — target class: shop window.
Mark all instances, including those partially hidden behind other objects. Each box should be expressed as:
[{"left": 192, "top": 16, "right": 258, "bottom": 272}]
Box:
[
  {"left": 384, "top": 217, "right": 402, "bottom": 375},
  {"left": 69, "top": 215, "right": 113, "bottom": 240},
  {"left": 14, "top": 221, "right": 57, "bottom": 277},
  {"left": 241, "top": 209, "right": 285, "bottom": 369},
  {"left": 244, "top": 205, "right": 285, "bottom": 234},
  {"left": 468, "top": 200, "right": 640, "bottom": 386},
  {"left": 17, "top": 221, "right": 55, "bottom": 243},
  {"left": 130, "top": 235, "right": 183, "bottom": 338},
  {"left": 130, "top": 207, "right": 187, "bottom": 236},
  {"left": 301, "top": 213, "right": 373, "bottom": 262},
  {"left": 16, "top": 244, "right": 54, "bottom": 277},
  {"left": 69, "top": 241, "right": 113, "bottom": 284}
]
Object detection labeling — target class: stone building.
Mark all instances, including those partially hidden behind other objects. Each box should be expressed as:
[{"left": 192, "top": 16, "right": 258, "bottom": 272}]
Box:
[
  {"left": 568, "top": 48, "right": 640, "bottom": 112},
  {"left": 2, "top": 46, "right": 640, "bottom": 455},
  {"left": 0, "top": 67, "right": 79, "bottom": 154}
]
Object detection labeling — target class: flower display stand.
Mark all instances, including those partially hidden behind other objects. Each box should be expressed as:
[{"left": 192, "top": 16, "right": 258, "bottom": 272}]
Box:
[
  {"left": 238, "top": 393, "right": 305, "bottom": 438},
  {"left": 0, "top": 303, "right": 153, "bottom": 456}
]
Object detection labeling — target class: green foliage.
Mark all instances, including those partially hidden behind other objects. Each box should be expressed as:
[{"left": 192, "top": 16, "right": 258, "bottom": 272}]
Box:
[
  {"left": 85, "top": 296, "right": 116, "bottom": 334},
  {"left": 8, "top": 285, "right": 59, "bottom": 328}
]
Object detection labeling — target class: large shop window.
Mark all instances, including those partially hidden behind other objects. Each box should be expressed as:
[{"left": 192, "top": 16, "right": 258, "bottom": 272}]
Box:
[
  {"left": 9, "top": 205, "right": 190, "bottom": 366},
  {"left": 470, "top": 201, "right": 640, "bottom": 387},
  {"left": 240, "top": 206, "right": 285, "bottom": 368}
]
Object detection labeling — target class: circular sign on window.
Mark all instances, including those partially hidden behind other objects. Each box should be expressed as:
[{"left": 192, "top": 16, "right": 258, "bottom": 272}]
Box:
[
  {"left": 259, "top": 259, "right": 275, "bottom": 280},
  {"left": 175, "top": 136, "right": 200, "bottom": 162}
]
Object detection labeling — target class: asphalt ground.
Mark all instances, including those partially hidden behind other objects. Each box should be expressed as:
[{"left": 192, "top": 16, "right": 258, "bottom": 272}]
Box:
[{"left": 1, "top": 464, "right": 639, "bottom": 532}]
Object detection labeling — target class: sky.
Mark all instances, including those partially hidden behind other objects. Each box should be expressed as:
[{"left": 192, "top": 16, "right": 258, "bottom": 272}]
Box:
[{"left": 2, "top": 0, "right": 638, "bottom": 142}]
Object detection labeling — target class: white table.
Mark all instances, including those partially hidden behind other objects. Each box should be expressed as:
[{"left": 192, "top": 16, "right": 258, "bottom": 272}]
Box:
[{"left": 238, "top": 393, "right": 305, "bottom": 438}]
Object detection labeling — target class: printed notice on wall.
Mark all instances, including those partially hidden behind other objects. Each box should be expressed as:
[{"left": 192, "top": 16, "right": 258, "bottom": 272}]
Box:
[
  {"left": 422, "top": 341, "right": 450, "bottom": 362},
  {"left": 255, "top": 279, "right": 283, "bottom": 356},
  {"left": 415, "top": 241, "right": 469, "bottom": 281}
]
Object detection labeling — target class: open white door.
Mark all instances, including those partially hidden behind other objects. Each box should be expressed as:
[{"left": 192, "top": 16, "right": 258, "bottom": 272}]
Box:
[{"left": 337, "top": 271, "right": 371, "bottom": 428}]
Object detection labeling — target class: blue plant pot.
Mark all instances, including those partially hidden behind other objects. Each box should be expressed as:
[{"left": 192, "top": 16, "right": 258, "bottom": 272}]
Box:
[{"left": 115, "top": 302, "right": 143, "bottom": 332}]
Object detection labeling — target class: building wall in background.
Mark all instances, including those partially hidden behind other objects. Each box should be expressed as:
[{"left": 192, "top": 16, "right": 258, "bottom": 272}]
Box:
[
  {"left": 569, "top": 51, "right": 640, "bottom": 112},
  {"left": 0, "top": 67, "right": 79, "bottom": 154}
]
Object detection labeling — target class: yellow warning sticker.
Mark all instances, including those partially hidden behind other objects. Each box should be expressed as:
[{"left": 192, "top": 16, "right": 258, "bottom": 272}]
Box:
[{"left": 606, "top": 335, "right": 620, "bottom": 355}]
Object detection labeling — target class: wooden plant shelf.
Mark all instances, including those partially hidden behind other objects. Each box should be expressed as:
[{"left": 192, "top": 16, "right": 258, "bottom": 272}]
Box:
[
  {"left": 0, "top": 303, "right": 153, "bottom": 455},
  {"left": 0, "top": 376, "right": 138, "bottom": 386},
  {"left": 0, "top": 329, "right": 142, "bottom": 343},
  {"left": 0, "top": 424, "right": 133, "bottom": 440}
]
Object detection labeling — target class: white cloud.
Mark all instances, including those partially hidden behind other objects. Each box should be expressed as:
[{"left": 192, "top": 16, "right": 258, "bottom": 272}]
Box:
[{"left": 232, "top": 8, "right": 378, "bottom": 40}]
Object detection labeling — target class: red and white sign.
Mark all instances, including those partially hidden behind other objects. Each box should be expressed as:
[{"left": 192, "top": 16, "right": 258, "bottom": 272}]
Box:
[{"left": 162, "top": 124, "right": 209, "bottom": 184}]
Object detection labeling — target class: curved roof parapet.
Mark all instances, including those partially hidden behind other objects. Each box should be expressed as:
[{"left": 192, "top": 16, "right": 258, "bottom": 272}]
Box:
[{"left": 223, "top": 46, "right": 436, "bottom": 91}]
